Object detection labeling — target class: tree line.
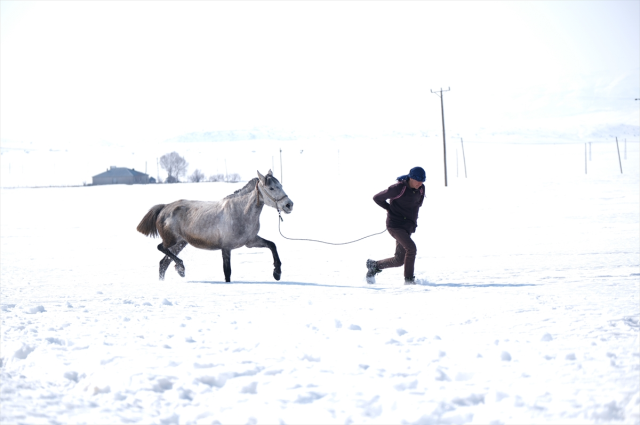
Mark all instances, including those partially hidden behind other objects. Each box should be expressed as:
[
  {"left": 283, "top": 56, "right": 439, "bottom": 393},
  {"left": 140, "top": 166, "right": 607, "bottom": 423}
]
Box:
[{"left": 159, "top": 151, "right": 241, "bottom": 183}]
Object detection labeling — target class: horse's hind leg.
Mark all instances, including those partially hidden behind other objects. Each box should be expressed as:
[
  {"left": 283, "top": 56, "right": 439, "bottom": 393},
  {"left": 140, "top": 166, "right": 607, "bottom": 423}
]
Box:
[
  {"left": 245, "top": 236, "right": 282, "bottom": 281},
  {"left": 157, "top": 241, "right": 187, "bottom": 280},
  {"left": 222, "top": 249, "right": 232, "bottom": 282},
  {"left": 159, "top": 241, "right": 188, "bottom": 279},
  {"left": 159, "top": 255, "right": 171, "bottom": 281}
]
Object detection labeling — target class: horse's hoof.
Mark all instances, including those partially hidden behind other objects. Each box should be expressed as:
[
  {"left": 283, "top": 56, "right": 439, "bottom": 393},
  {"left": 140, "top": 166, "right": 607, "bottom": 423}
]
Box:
[
  {"left": 175, "top": 264, "right": 185, "bottom": 278},
  {"left": 273, "top": 270, "right": 281, "bottom": 281}
]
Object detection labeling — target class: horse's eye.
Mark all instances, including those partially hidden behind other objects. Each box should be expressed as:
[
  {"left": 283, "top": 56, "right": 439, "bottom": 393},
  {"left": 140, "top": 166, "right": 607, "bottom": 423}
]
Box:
[{"left": 270, "top": 187, "right": 274, "bottom": 190}]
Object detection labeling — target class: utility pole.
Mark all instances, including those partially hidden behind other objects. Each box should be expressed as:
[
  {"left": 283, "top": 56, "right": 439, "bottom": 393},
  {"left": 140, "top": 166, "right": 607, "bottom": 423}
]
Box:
[
  {"left": 460, "top": 138, "right": 467, "bottom": 178},
  {"left": 585, "top": 143, "right": 588, "bottom": 174},
  {"left": 431, "top": 87, "right": 450, "bottom": 187},
  {"left": 615, "top": 137, "right": 623, "bottom": 174},
  {"left": 280, "top": 148, "right": 283, "bottom": 183}
]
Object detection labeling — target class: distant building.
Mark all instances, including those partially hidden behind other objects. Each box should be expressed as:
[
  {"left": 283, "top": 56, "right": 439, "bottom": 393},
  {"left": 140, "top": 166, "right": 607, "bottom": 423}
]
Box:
[{"left": 92, "top": 166, "right": 150, "bottom": 185}]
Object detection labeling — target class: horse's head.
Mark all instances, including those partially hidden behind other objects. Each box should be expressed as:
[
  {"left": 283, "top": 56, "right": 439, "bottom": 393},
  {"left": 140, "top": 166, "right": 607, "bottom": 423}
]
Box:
[{"left": 257, "top": 170, "right": 293, "bottom": 214}]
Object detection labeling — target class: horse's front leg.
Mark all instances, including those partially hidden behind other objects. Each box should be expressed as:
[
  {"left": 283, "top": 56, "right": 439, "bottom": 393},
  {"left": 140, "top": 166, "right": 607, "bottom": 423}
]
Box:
[
  {"left": 245, "top": 236, "right": 282, "bottom": 281},
  {"left": 222, "top": 249, "right": 232, "bottom": 282}
]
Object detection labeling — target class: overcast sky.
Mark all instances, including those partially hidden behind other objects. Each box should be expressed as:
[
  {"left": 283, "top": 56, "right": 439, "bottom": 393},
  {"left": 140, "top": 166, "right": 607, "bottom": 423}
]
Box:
[{"left": 1, "top": 1, "right": 638, "bottom": 147}]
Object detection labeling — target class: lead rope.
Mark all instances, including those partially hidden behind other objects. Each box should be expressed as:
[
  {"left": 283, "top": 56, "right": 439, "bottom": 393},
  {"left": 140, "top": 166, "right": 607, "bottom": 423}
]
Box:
[
  {"left": 257, "top": 181, "right": 387, "bottom": 245},
  {"left": 276, "top": 210, "right": 387, "bottom": 245}
]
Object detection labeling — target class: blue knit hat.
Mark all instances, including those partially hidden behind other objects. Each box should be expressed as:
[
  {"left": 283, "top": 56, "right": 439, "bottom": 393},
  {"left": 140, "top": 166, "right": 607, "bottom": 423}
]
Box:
[
  {"left": 409, "top": 166, "right": 426, "bottom": 182},
  {"left": 397, "top": 166, "right": 426, "bottom": 182}
]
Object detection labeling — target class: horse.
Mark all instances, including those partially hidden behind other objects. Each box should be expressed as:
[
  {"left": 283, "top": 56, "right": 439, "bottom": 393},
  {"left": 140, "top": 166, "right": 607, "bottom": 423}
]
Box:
[{"left": 136, "top": 169, "right": 293, "bottom": 282}]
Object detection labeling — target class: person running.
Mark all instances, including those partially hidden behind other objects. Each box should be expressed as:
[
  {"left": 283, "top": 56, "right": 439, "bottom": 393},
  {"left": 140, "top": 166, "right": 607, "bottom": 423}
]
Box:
[{"left": 366, "top": 166, "right": 426, "bottom": 285}]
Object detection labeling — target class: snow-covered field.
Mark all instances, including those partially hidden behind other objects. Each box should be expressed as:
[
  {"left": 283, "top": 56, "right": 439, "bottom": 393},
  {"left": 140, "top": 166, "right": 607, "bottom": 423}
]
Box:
[{"left": 1, "top": 141, "right": 639, "bottom": 424}]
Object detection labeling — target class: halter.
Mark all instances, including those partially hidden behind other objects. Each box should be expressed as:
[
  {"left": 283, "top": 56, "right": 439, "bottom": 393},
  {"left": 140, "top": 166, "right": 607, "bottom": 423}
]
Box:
[{"left": 255, "top": 179, "right": 288, "bottom": 221}]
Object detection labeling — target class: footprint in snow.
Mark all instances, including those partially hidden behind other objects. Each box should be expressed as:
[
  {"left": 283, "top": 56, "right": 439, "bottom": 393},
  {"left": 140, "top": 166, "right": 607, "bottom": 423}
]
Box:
[
  {"left": 92, "top": 385, "right": 111, "bottom": 395},
  {"left": 301, "top": 354, "right": 321, "bottom": 362},
  {"left": 394, "top": 380, "right": 418, "bottom": 391},
  {"left": 452, "top": 393, "right": 485, "bottom": 406},
  {"left": 13, "top": 343, "right": 35, "bottom": 359},
  {"left": 241, "top": 382, "right": 258, "bottom": 394},
  {"left": 152, "top": 378, "right": 173, "bottom": 392},
  {"left": 455, "top": 372, "right": 474, "bottom": 381},
  {"left": 295, "top": 391, "right": 326, "bottom": 404},
  {"left": 26, "top": 306, "right": 46, "bottom": 314},
  {"left": 435, "top": 368, "right": 450, "bottom": 381}
]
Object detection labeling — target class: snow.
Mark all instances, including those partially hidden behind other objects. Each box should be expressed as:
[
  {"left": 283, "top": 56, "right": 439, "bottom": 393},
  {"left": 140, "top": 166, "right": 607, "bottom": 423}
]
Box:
[{"left": 1, "top": 141, "right": 639, "bottom": 424}]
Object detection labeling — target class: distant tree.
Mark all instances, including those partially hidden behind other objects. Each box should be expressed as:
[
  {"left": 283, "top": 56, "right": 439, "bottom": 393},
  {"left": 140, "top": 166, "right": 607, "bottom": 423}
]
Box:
[
  {"left": 189, "top": 169, "right": 205, "bottom": 183},
  {"left": 226, "top": 173, "right": 241, "bottom": 183},
  {"left": 159, "top": 152, "right": 188, "bottom": 183},
  {"left": 208, "top": 174, "right": 224, "bottom": 182}
]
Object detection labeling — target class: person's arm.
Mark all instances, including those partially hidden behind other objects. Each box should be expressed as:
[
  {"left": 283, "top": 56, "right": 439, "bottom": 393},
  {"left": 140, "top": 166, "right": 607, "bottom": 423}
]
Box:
[{"left": 373, "top": 183, "right": 404, "bottom": 211}]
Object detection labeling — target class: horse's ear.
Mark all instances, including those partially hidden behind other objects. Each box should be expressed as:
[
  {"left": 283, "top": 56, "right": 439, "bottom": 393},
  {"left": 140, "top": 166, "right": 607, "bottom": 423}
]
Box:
[
  {"left": 257, "top": 170, "right": 266, "bottom": 185},
  {"left": 267, "top": 169, "right": 273, "bottom": 176}
]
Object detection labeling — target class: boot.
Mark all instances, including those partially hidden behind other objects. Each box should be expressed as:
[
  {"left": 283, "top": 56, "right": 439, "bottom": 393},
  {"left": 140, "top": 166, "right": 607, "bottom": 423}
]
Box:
[
  {"left": 404, "top": 276, "right": 416, "bottom": 285},
  {"left": 366, "top": 259, "right": 382, "bottom": 284}
]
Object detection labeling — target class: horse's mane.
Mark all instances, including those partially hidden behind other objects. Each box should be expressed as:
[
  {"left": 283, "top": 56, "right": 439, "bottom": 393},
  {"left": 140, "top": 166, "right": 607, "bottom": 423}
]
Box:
[
  {"left": 224, "top": 178, "right": 259, "bottom": 200},
  {"left": 223, "top": 174, "right": 281, "bottom": 200}
]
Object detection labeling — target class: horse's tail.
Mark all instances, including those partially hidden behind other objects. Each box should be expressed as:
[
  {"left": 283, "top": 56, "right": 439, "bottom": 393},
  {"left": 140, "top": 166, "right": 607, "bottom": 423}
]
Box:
[{"left": 137, "top": 204, "right": 166, "bottom": 238}]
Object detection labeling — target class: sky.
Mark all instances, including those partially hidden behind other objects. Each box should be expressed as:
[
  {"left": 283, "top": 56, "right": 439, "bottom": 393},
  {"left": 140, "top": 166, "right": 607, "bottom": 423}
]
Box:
[{"left": 1, "top": 1, "right": 639, "bottom": 148}]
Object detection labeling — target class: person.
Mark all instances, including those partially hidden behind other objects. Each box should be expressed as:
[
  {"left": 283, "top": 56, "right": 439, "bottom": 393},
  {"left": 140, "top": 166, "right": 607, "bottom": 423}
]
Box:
[{"left": 366, "top": 166, "right": 426, "bottom": 285}]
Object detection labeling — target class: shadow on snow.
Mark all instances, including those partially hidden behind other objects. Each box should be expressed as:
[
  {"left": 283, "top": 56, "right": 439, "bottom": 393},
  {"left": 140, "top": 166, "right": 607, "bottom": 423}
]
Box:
[
  {"left": 188, "top": 280, "right": 384, "bottom": 290},
  {"left": 421, "top": 282, "right": 539, "bottom": 288}
]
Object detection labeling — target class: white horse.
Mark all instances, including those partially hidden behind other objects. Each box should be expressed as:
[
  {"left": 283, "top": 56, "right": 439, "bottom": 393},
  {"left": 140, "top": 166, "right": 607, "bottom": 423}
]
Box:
[{"left": 137, "top": 170, "right": 293, "bottom": 282}]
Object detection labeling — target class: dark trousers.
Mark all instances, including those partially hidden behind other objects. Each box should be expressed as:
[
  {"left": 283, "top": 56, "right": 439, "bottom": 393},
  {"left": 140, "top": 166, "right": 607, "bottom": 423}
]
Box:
[{"left": 377, "top": 227, "right": 417, "bottom": 279}]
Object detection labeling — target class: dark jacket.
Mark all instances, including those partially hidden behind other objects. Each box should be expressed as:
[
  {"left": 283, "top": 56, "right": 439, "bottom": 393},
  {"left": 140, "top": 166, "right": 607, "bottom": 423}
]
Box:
[{"left": 373, "top": 179, "right": 425, "bottom": 233}]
